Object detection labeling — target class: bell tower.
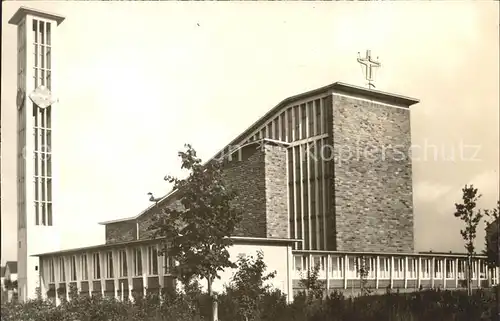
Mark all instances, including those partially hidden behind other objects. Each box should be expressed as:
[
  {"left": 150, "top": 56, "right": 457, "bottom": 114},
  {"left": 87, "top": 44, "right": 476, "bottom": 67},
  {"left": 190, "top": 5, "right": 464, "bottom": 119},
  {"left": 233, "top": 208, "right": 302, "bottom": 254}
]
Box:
[{"left": 9, "top": 7, "right": 65, "bottom": 302}]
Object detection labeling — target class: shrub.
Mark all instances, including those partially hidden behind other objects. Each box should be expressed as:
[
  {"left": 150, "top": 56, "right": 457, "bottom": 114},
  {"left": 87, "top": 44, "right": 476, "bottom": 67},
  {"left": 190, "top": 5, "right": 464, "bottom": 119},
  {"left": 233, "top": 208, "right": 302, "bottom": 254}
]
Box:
[{"left": 1, "top": 287, "right": 497, "bottom": 321}]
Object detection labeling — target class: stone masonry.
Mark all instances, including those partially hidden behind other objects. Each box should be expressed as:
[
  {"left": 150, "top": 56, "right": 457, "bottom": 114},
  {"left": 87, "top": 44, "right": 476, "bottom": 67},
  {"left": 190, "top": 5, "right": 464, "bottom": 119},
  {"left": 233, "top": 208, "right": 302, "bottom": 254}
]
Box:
[
  {"left": 222, "top": 144, "right": 267, "bottom": 237},
  {"left": 222, "top": 141, "right": 289, "bottom": 238},
  {"left": 331, "top": 94, "right": 414, "bottom": 253},
  {"left": 263, "top": 144, "right": 288, "bottom": 239},
  {"left": 105, "top": 221, "right": 137, "bottom": 244}
]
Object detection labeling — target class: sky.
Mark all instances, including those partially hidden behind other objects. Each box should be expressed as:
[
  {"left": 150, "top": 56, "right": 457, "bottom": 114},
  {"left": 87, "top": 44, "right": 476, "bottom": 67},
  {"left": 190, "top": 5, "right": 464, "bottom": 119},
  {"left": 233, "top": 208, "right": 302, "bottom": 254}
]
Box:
[{"left": 1, "top": 1, "right": 499, "bottom": 265}]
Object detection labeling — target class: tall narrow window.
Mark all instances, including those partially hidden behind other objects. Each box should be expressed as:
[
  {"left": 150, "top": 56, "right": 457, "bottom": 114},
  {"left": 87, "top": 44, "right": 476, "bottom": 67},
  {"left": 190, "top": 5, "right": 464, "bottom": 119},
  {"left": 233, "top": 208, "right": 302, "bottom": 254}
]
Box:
[
  {"left": 408, "top": 258, "right": 417, "bottom": 279},
  {"left": 134, "top": 248, "right": 142, "bottom": 276},
  {"left": 434, "top": 259, "right": 443, "bottom": 279},
  {"left": 93, "top": 253, "right": 101, "bottom": 279},
  {"left": 59, "top": 257, "right": 65, "bottom": 282},
  {"left": 81, "top": 254, "right": 88, "bottom": 280},
  {"left": 48, "top": 258, "right": 55, "bottom": 283},
  {"left": 421, "top": 259, "right": 431, "bottom": 279},
  {"left": 330, "top": 256, "right": 343, "bottom": 279},
  {"left": 393, "top": 258, "right": 404, "bottom": 279},
  {"left": 70, "top": 256, "right": 77, "bottom": 281},
  {"left": 148, "top": 246, "right": 158, "bottom": 275},
  {"left": 31, "top": 19, "right": 53, "bottom": 227},
  {"left": 379, "top": 257, "right": 390, "bottom": 279},
  {"left": 119, "top": 250, "right": 127, "bottom": 277},
  {"left": 106, "top": 252, "right": 114, "bottom": 279}
]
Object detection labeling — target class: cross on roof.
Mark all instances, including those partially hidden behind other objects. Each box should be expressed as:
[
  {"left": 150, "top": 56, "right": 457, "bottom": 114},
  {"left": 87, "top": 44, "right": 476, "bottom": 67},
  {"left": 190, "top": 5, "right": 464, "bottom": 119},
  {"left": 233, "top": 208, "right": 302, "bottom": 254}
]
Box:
[{"left": 357, "top": 50, "right": 381, "bottom": 89}]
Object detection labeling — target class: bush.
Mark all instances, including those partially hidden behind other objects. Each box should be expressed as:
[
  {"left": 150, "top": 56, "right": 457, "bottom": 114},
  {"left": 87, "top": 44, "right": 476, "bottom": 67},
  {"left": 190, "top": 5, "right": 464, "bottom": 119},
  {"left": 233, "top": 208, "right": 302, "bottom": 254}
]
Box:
[{"left": 2, "top": 287, "right": 497, "bottom": 321}]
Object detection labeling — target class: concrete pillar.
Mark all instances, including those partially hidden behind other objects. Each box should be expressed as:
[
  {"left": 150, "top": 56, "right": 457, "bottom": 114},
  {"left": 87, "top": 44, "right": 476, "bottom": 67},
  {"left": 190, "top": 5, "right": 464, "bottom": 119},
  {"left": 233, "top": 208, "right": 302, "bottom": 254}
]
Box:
[
  {"left": 476, "top": 259, "right": 481, "bottom": 288},
  {"left": 126, "top": 248, "right": 134, "bottom": 301},
  {"left": 54, "top": 257, "right": 61, "bottom": 306},
  {"left": 141, "top": 246, "right": 148, "bottom": 297},
  {"left": 99, "top": 252, "right": 106, "bottom": 297},
  {"left": 63, "top": 256, "right": 70, "bottom": 301},
  {"left": 325, "top": 254, "right": 330, "bottom": 296},
  {"left": 87, "top": 252, "right": 94, "bottom": 296},
  {"left": 390, "top": 256, "right": 394, "bottom": 289},
  {"left": 404, "top": 256, "right": 408, "bottom": 289},
  {"left": 112, "top": 249, "right": 120, "bottom": 300},
  {"left": 417, "top": 257, "right": 421, "bottom": 289},
  {"left": 157, "top": 244, "right": 164, "bottom": 296},
  {"left": 343, "top": 254, "right": 348, "bottom": 289},
  {"left": 431, "top": 257, "right": 435, "bottom": 288},
  {"left": 442, "top": 258, "right": 447, "bottom": 289},
  {"left": 287, "top": 245, "right": 293, "bottom": 303},
  {"left": 40, "top": 258, "right": 48, "bottom": 300},
  {"left": 75, "top": 255, "right": 82, "bottom": 295}
]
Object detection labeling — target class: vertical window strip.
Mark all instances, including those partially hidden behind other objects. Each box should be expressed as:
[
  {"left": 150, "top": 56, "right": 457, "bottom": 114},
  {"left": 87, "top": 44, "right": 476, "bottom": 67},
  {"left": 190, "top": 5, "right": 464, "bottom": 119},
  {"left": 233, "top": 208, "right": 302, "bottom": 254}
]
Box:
[
  {"left": 106, "top": 251, "right": 114, "bottom": 279},
  {"left": 93, "top": 253, "right": 101, "bottom": 279},
  {"left": 148, "top": 246, "right": 158, "bottom": 275},
  {"left": 59, "top": 257, "right": 65, "bottom": 282},
  {"left": 81, "top": 254, "right": 88, "bottom": 280},
  {"left": 134, "top": 248, "right": 143, "bottom": 276},
  {"left": 119, "top": 250, "right": 128, "bottom": 277}
]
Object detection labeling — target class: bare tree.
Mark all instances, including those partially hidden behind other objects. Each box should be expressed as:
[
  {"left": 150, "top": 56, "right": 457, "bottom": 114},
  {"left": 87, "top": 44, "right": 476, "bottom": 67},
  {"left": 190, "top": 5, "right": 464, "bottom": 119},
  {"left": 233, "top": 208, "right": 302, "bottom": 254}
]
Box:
[{"left": 454, "top": 184, "right": 484, "bottom": 296}]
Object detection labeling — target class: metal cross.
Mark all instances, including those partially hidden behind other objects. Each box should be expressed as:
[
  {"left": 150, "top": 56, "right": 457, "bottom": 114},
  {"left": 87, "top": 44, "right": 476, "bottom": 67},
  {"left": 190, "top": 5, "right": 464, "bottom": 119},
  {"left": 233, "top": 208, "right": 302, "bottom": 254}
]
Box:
[{"left": 357, "top": 50, "right": 381, "bottom": 89}]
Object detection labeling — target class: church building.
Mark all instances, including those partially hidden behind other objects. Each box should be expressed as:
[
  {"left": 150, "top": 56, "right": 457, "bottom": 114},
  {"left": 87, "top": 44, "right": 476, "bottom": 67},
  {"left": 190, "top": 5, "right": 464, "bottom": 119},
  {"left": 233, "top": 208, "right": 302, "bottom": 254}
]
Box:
[{"left": 9, "top": 7, "right": 499, "bottom": 303}]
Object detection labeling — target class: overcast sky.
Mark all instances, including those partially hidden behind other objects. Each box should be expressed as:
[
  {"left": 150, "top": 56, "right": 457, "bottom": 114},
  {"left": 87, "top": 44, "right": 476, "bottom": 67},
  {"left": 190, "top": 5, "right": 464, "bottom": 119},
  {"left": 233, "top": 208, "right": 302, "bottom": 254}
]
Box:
[{"left": 1, "top": 2, "right": 499, "bottom": 265}]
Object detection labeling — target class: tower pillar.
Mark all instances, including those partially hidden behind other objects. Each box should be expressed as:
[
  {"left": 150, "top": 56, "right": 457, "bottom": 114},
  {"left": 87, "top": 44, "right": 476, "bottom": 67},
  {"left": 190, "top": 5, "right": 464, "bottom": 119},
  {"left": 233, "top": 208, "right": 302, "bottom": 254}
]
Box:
[{"left": 9, "top": 6, "right": 65, "bottom": 302}]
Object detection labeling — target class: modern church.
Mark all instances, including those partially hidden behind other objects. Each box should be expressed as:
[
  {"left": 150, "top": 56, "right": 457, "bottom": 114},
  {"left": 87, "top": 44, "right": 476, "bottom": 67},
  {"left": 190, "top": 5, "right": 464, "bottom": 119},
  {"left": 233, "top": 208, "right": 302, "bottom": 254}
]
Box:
[{"left": 8, "top": 7, "right": 500, "bottom": 303}]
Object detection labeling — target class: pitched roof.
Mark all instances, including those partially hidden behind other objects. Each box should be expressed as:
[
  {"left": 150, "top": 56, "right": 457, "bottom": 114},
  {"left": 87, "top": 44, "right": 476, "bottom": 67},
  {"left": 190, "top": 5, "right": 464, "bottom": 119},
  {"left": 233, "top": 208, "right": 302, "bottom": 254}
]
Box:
[
  {"left": 99, "top": 82, "right": 419, "bottom": 225},
  {"left": 5, "top": 261, "right": 17, "bottom": 274}
]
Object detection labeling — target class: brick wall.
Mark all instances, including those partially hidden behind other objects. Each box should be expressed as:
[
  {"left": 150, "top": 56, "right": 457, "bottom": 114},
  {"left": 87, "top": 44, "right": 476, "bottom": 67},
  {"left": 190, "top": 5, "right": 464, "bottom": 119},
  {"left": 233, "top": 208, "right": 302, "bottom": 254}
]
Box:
[
  {"left": 222, "top": 145, "right": 267, "bottom": 237},
  {"left": 331, "top": 95, "right": 414, "bottom": 253},
  {"left": 105, "top": 221, "right": 137, "bottom": 244},
  {"left": 137, "top": 198, "right": 184, "bottom": 240},
  {"left": 264, "top": 144, "right": 289, "bottom": 238}
]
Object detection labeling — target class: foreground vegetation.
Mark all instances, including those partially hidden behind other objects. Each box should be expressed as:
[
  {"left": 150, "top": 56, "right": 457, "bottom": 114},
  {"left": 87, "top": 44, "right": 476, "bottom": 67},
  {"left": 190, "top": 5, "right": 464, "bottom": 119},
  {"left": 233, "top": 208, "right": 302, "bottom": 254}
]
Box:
[{"left": 1, "top": 286, "right": 498, "bottom": 321}]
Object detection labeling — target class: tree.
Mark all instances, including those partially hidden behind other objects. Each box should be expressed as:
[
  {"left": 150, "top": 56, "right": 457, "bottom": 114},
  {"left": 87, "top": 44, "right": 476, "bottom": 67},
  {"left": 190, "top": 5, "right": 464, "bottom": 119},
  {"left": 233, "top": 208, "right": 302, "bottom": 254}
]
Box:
[
  {"left": 484, "top": 201, "right": 499, "bottom": 268},
  {"left": 356, "top": 256, "right": 371, "bottom": 296},
  {"left": 454, "top": 184, "right": 485, "bottom": 296},
  {"left": 3, "top": 279, "right": 12, "bottom": 290},
  {"left": 226, "top": 251, "right": 277, "bottom": 321},
  {"left": 298, "top": 263, "right": 324, "bottom": 301},
  {"left": 149, "top": 144, "right": 242, "bottom": 319}
]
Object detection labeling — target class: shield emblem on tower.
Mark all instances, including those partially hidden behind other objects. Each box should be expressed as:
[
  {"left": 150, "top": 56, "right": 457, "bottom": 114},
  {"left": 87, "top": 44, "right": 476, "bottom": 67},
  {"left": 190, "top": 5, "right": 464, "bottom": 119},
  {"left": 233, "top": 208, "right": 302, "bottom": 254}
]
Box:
[{"left": 29, "top": 85, "right": 57, "bottom": 109}]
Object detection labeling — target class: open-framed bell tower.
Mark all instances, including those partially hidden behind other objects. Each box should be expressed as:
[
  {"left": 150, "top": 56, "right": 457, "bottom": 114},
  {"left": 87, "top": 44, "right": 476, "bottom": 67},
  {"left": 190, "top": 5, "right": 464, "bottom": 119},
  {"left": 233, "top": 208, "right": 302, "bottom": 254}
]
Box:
[{"left": 9, "top": 6, "right": 65, "bottom": 302}]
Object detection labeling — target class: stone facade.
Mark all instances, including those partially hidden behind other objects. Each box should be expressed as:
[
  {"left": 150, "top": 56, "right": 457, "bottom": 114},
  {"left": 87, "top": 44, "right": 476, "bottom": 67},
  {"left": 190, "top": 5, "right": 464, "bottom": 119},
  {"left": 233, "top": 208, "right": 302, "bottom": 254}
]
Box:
[
  {"left": 222, "top": 141, "right": 289, "bottom": 238},
  {"left": 137, "top": 198, "right": 184, "bottom": 240},
  {"left": 105, "top": 221, "right": 137, "bottom": 244},
  {"left": 264, "top": 144, "right": 289, "bottom": 238},
  {"left": 331, "top": 94, "right": 414, "bottom": 253},
  {"left": 222, "top": 145, "right": 267, "bottom": 237}
]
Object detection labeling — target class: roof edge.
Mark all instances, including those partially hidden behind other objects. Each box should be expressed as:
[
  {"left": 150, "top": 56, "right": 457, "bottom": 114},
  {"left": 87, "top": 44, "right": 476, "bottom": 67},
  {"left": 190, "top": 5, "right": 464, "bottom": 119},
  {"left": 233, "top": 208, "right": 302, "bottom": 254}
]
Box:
[
  {"left": 32, "top": 236, "right": 301, "bottom": 257},
  {"left": 9, "top": 6, "right": 66, "bottom": 26},
  {"left": 331, "top": 82, "right": 420, "bottom": 107}
]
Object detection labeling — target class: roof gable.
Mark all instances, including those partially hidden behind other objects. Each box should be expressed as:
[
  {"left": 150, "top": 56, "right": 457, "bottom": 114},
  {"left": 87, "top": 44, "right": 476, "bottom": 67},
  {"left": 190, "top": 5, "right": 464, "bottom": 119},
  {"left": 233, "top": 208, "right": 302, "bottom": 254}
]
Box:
[{"left": 99, "top": 82, "right": 419, "bottom": 225}]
